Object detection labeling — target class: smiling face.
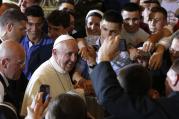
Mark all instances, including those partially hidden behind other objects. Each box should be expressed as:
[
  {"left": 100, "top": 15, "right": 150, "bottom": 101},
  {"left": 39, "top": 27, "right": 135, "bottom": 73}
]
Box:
[
  {"left": 86, "top": 15, "right": 101, "bottom": 36},
  {"left": 52, "top": 40, "right": 78, "bottom": 72},
  {"left": 26, "top": 16, "right": 44, "bottom": 42}
]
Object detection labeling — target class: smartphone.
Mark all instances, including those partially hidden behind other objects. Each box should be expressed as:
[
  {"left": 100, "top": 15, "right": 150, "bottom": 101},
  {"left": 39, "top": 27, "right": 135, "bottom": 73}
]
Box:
[
  {"left": 119, "top": 39, "right": 127, "bottom": 51},
  {"left": 39, "top": 84, "right": 50, "bottom": 103}
]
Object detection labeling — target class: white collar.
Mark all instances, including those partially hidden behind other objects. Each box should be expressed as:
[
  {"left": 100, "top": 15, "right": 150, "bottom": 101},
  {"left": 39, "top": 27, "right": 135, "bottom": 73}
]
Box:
[
  {"left": 49, "top": 57, "right": 67, "bottom": 74},
  {"left": 0, "top": 72, "right": 9, "bottom": 87}
]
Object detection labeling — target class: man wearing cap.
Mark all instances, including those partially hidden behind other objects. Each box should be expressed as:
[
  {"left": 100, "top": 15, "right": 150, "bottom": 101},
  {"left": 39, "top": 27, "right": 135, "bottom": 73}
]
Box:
[{"left": 20, "top": 34, "right": 78, "bottom": 116}]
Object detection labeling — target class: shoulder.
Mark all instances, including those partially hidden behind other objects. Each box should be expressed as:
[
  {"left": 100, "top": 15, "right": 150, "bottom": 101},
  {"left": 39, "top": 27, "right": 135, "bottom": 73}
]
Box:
[{"left": 30, "top": 60, "right": 55, "bottom": 81}]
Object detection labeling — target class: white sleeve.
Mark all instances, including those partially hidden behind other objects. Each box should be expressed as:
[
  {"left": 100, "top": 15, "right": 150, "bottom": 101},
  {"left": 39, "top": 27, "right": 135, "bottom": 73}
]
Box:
[
  {"left": 157, "top": 36, "right": 172, "bottom": 49},
  {"left": 0, "top": 82, "right": 4, "bottom": 102}
]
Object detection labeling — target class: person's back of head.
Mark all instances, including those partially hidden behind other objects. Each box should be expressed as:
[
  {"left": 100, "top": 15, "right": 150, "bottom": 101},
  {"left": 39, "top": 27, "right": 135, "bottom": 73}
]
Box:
[
  {"left": 118, "top": 63, "right": 152, "bottom": 96},
  {"left": 45, "top": 93, "right": 87, "bottom": 119},
  {"left": 102, "top": 10, "right": 123, "bottom": 25},
  {"left": 25, "top": 5, "right": 44, "bottom": 19}
]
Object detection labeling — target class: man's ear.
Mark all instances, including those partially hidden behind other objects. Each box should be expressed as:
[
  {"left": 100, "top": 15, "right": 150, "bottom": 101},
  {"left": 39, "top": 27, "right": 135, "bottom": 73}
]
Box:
[
  {"left": 52, "top": 49, "right": 59, "bottom": 60},
  {"left": 1, "top": 58, "right": 9, "bottom": 69},
  {"left": 52, "top": 49, "right": 57, "bottom": 56},
  {"left": 6, "top": 23, "right": 13, "bottom": 32}
]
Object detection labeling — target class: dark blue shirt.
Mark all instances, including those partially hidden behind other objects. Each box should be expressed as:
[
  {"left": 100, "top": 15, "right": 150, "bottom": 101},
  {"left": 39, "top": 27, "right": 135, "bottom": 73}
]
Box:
[{"left": 21, "top": 34, "right": 54, "bottom": 80}]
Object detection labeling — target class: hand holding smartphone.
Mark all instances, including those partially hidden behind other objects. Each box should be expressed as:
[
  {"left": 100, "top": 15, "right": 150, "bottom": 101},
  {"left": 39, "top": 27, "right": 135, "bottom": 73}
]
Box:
[{"left": 39, "top": 84, "right": 50, "bottom": 103}]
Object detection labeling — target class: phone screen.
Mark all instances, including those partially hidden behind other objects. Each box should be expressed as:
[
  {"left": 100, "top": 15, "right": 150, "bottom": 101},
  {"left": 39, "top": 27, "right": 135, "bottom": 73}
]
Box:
[
  {"left": 119, "top": 39, "right": 127, "bottom": 51},
  {"left": 39, "top": 84, "right": 50, "bottom": 103}
]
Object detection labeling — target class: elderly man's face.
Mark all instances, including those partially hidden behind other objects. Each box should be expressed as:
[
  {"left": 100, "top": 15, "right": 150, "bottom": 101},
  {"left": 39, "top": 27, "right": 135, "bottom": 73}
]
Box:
[
  {"left": 170, "top": 38, "right": 179, "bottom": 62},
  {"left": 3, "top": 47, "right": 25, "bottom": 80},
  {"left": 54, "top": 40, "right": 78, "bottom": 72}
]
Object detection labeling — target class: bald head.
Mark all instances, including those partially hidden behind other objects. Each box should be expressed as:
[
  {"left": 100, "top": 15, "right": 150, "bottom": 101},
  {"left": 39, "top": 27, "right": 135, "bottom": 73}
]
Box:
[
  {"left": 0, "top": 40, "right": 25, "bottom": 59},
  {"left": 0, "top": 40, "right": 25, "bottom": 80}
]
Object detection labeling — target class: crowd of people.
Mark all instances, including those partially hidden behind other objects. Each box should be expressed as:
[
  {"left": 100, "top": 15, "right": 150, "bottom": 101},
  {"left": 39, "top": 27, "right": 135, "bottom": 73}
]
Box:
[{"left": 0, "top": 0, "right": 179, "bottom": 119}]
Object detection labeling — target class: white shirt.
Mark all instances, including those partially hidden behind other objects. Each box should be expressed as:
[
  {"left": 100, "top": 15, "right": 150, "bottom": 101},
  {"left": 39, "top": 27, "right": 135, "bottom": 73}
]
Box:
[{"left": 121, "top": 26, "right": 149, "bottom": 48}]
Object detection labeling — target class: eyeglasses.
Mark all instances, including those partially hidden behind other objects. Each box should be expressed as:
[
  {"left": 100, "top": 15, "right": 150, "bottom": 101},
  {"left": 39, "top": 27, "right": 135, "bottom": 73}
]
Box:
[{"left": 8, "top": 58, "right": 25, "bottom": 68}]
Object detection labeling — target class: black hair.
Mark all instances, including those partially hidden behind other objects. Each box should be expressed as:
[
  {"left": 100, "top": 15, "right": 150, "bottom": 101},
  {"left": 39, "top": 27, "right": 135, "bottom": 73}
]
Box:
[
  {"left": 47, "top": 93, "right": 87, "bottom": 119},
  {"left": 103, "top": 10, "right": 123, "bottom": 24},
  {"left": 47, "top": 10, "right": 70, "bottom": 28},
  {"left": 150, "top": 7, "right": 168, "bottom": 20},
  {"left": 25, "top": 5, "right": 44, "bottom": 18},
  {"left": 121, "top": 3, "right": 141, "bottom": 12},
  {"left": 118, "top": 64, "right": 152, "bottom": 95}
]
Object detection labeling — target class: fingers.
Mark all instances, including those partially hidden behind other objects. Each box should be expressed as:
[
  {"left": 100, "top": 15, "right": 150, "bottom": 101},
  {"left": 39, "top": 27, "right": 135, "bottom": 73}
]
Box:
[
  {"left": 43, "top": 95, "right": 51, "bottom": 109},
  {"left": 143, "top": 43, "right": 149, "bottom": 52},
  {"left": 143, "top": 40, "right": 155, "bottom": 52},
  {"left": 76, "top": 79, "right": 94, "bottom": 96},
  {"left": 148, "top": 53, "right": 162, "bottom": 70}
]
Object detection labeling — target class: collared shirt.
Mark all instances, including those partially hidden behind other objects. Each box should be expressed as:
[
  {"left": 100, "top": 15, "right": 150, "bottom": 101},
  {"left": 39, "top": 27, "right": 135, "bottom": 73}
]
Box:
[
  {"left": 21, "top": 34, "right": 54, "bottom": 80},
  {"left": 49, "top": 56, "right": 66, "bottom": 74},
  {"left": 0, "top": 72, "right": 9, "bottom": 102}
]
